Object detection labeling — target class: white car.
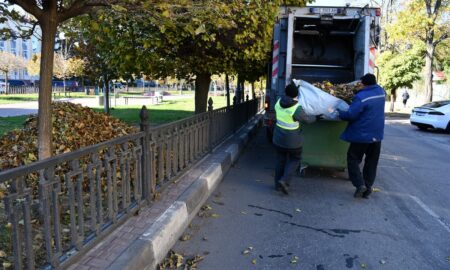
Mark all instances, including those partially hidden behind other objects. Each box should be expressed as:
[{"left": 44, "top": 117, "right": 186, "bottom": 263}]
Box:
[{"left": 410, "top": 100, "right": 450, "bottom": 132}]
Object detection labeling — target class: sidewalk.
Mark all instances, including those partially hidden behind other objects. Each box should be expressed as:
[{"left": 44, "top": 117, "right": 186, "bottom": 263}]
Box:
[{"left": 66, "top": 115, "right": 261, "bottom": 270}]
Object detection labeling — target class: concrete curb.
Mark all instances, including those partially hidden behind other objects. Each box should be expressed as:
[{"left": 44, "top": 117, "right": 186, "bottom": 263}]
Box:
[{"left": 109, "top": 115, "right": 262, "bottom": 270}]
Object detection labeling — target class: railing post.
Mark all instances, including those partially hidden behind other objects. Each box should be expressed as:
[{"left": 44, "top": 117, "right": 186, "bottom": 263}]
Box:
[
  {"left": 140, "top": 106, "right": 151, "bottom": 202},
  {"left": 208, "top": 97, "right": 214, "bottom": 152}
]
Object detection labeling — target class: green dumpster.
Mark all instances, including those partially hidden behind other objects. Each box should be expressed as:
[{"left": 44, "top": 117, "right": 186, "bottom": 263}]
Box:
[{"left": 302, "top": 120, "right": 349, "bottom": 170}]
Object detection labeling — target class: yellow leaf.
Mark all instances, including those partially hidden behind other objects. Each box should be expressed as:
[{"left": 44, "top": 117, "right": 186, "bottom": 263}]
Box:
[
  {"left": 162, "top": 10, "right": 170, "bottom": 17},
  {"left": 252, "top": 259, "right": 257, "bottom": 265},
  {"left": 28, "top": 153, "right": 37, "bottom": 161},
  {"left": 195, "top": 24, "right": 206, "bottom": 35}
]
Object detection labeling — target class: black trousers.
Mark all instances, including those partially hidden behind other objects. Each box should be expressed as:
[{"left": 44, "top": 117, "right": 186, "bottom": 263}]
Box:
[
  {"left": 274, "top": 146, "right": 302, "bottom": 188},
  {"left": 347, "top": 142, "right": 381, "bottom": 188}
]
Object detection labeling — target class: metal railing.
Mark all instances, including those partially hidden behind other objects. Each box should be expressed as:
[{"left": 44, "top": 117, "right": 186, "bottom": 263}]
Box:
[
  {"left": 0, "top": 97, "right": 263, "bottom": 269},
  {"left": 1, "top": 86, "right": 83, "bottom": 95}
]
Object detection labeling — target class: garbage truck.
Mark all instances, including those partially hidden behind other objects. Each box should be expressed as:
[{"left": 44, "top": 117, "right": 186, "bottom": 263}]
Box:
[{"left": 265, "top": 5, "right": 381, "bottom": 169}]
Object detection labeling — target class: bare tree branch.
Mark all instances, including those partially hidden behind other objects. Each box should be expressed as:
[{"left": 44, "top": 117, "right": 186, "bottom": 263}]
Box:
[
  {"left": 433, "top": 0, "right": 442, "bottom": 15},
  {"left": 425, "top": 0, "right": 432, "bottom": 16},
  {"left": 9, "top": 0, "right": 44, "bottom": 19},
  {"left": 433, "top": 32, "right": 448, "bottom": 46},
  {"left": 58, "top": 0, "right": 112, "bottom": 23}
]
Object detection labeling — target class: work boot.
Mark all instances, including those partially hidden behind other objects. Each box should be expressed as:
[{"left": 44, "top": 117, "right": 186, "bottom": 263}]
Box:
[
  {"left": 362, "top": 187, "right": 372, "bottom": 199},
  {"left": 353, "top": 186, "right": 367, "bottom": 198},
  {"left": 279, "top": 180, "right": 289, "bottom": 195}
]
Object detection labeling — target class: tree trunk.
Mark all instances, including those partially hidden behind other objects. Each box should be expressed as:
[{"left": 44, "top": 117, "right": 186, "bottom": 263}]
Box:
[
  {"left": 194, "top": 73, "right": 211, "bottom": 114},
  {"left": 104, "top": 75, "right": 110, "bottom": 114},
  {"left": 390, "top": 88, "right": 397, "bottom": 112},
  {"left": 38, "top": 21, "right": 57, "bottom": 160},
  {"left": 424, "top": 41, "right": 435, "bottom": 103},
  {"left": 251, "top": 82, "right": 255, "bottom": 100},
  {"left": 225, "top": 74, "right": 230, "bottom": 108},
  {"left": 5, "top": 71, "right": 8, "bottom": 94}
]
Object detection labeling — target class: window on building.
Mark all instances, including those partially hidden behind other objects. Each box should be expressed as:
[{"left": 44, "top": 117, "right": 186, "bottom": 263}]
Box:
[
  {"left": 32, "top": 39, "right": 39, "bottom": 54},
  {"left": 22, "top": 41, "right": 29, "bottom": 59},
  {"left": 11, "top": 40, "right": 17, "bottom": 55}
]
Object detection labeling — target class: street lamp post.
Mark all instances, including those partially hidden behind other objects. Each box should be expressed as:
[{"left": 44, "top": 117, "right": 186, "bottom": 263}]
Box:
[{"left": 58, "top": 32, "right": 70, "bottom": 97}]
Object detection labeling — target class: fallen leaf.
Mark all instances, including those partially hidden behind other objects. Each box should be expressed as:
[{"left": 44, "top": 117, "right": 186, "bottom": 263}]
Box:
[
  {"left": 212, "top": 200, "right": 224, "bottom": 206},
  {"left": 180, "top": 234, "right": 191, "bottom": 241},
  {"left": 0, "top": 250, "right": 6, "bottom": 258},
  {"left": 210, "top": 213, "right": 220, "bottom": 218},
  {"left": 291, "top": 255, "right": 299, "bottom": 264},
  {"left": 379, "top": 259, "right": 386, "bottom": 264},
  {"left": 373, "top": 188, "right": 381, "bottom": 192},
  {"left": 202, "top": 237, "right": 208, "bottom": 241},
  {"left": 242, "top": 249, "right": 250, "bottom": 255},
  {"left": 361, "top": 263, "right": 368, "bottom": 268},
  {"left": 252, "top": 259, "right": 257, "bottom": 265},
  {"left": 295, "top": 208, "right": 302, "bottom": 213},
  {"left": 241, "top": 211, "right": 247, "bottom": 215},
  {"left": 202, "top": 205, "right": 212, "bottom": 211},
  {"left": 2, "top": 262, "right": 12, "bottom": 269},
  {"left": 447, "top": 256, "right": 450, "bottom": 262}
]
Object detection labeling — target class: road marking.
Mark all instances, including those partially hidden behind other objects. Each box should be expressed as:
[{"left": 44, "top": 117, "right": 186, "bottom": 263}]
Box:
[{"left": 409, "top": 195, "right": 450, "bottom": 234}]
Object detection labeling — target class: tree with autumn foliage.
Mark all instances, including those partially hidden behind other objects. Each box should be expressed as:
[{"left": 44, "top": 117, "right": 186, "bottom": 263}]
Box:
[
  {"left": 387, "top": 0, "right": 450, "bottom": 102},
  {"left": 1, "top": 0, "right": 123, "bottom": 160},
  {"left": 378, "top": 46, "right": 425, "bottom": 112},
  {"left": 126, "top": 0, "right": 310, "bottom": 113},
  {"left": 0, "top": 51, "right": 27, "bottom": 92}
]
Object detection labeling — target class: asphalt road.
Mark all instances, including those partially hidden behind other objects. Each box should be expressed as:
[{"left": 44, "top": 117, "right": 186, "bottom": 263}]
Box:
[{"left": 171, "top": 118, "right": 450, "bottom": 270}]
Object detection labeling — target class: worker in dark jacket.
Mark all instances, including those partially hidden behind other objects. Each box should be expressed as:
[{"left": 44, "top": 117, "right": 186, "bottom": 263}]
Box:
[
  {"left": 337, "top": 73, "right": 386, "bottom": 198},
  {"left": 273, "top": 83, "right": 320, "bottom": 195}
]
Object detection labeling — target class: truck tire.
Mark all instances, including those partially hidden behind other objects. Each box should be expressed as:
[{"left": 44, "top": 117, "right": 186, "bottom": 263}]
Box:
[{"left": 446, "top": 122, "right": 450, "bottom": 133}]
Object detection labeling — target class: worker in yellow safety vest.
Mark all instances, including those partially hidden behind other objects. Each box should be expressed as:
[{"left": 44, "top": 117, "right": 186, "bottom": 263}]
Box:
[{"left": 273, "top": 83, "right": 322, "bottom": 195}]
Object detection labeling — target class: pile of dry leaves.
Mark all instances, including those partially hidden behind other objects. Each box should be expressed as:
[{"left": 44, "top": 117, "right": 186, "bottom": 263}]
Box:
[
  {"left": 0, "top": 102, "right": 137, "bottom": 172},
  {"left": 312, "top": 81, "right": 362, "bottom": 103}
]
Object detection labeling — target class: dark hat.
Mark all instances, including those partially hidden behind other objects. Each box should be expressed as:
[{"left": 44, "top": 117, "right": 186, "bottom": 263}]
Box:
[
  {"left": 360, "top": 73, "right": 377, "bottom": 86},
  {"left": 285, "top": 83, "right": 299, "bottom": 98}
]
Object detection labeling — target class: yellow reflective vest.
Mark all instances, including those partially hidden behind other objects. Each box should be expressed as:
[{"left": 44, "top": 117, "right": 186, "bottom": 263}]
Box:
[{"left": 275, "top": 99, "right": 300, "bottom": 130}]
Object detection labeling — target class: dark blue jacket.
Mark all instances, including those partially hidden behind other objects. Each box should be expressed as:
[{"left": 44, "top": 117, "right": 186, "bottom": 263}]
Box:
[{"left": 337, "top": 84, "right": 386, "bottom": 143}]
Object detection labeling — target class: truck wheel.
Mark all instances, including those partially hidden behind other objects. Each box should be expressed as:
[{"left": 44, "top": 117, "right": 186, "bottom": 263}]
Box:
[{"left": 446, "top": 122, "right": 450, "bottom": 133}]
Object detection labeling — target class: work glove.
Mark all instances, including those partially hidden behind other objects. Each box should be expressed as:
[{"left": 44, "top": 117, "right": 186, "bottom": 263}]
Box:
[{"left": 316, "top": 114, "right": 324, "bottom": 121}]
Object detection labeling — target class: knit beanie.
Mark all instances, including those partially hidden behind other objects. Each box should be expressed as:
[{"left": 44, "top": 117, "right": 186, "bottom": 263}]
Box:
[
  {"left": 360, "top": 73, "right": 377, "bottom": 86},
  {"left": 285, "top": 83, "right": 299, "bottom": 98}
]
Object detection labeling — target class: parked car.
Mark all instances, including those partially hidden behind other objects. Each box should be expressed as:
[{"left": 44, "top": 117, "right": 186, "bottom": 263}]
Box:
[{"left": 410, "top": 100, "right": 450, "bottom": 132}]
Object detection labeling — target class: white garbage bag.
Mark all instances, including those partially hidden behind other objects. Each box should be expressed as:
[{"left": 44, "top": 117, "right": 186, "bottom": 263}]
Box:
[{"left": 293, "top": 79, "right": 349, "bottom": 121}]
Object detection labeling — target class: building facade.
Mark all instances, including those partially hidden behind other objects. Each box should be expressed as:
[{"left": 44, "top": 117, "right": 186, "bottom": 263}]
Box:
[{"left": 0, "top": 19, "right": 41, "bottom": 82}]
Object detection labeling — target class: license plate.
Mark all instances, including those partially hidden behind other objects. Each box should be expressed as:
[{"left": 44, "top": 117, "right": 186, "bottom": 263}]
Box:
[
  {"left": 314, "top": 8, "right": 338, "bottom": 14},
  {"left": 416, "top": 112, "right": 425, "bottom": 116}
]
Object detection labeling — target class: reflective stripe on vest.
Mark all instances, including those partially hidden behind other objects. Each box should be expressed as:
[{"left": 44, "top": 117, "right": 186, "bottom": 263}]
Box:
[{"left": 275, "top": 99, "right": 300, "bottom": 130}]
